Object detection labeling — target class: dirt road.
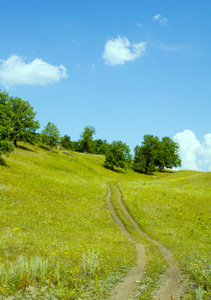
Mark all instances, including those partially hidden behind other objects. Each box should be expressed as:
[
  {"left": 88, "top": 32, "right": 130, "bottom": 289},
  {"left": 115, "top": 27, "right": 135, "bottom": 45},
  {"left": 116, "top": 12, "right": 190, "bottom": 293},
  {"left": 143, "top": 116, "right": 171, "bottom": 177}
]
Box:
[
  {"left": 106, "top": 185, "right": 146, "bottom": 300},
  {"left": 106, "top": 185, "right": 182, "bottom": 300}
]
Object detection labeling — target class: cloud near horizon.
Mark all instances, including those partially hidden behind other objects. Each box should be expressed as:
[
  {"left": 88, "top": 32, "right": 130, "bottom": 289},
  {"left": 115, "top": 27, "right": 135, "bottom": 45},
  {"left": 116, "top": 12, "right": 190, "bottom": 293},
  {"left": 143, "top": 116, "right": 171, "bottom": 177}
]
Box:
[
  {"left": 102, "top": 35, "right": 146, "bottom": 66},
  {"left": 174, "top": 130, "right": 211, "bottom": 171},
  {"left": 0, "top": 55, "right": 68, "bottom": 88}
]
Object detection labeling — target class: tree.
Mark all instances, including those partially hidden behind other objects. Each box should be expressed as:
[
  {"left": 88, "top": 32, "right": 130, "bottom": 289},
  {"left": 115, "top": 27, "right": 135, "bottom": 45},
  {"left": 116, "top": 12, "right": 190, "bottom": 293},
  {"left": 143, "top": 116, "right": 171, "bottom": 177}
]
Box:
[
  {"left": 80, "top": 126, "right": 96, "bottom": 153},
  {"left": 0, "top": 91, "right": 14, "bottom": 156},
  {"left": 8, "top": 97, "right": 40, "bottom": 147},
  {"left": 133, "top": 145, "right": 147, "bottom": 173},
  {"left": 134, "top": 134, "right": 182, "bottom": 173},
  {"left": 92, "top": 139, "right": 109, "bottom": 154},
  {"left": 134, "top": 135, "right": 160, "bottom": 174},
  {"left": 155, "top": 136, "right": 181, "bottom": 171},
  {"left": 60, "top": 135, "right": 72, "bottom": 149},
  {"left": 105, "top": 140, "right": 131, "bottom": 170},
  {"left": 41, "top": 122, "right": 60, "bottom": 151},
  {"left": 71, "top": 141, "right": 82, "bottom": 152}
]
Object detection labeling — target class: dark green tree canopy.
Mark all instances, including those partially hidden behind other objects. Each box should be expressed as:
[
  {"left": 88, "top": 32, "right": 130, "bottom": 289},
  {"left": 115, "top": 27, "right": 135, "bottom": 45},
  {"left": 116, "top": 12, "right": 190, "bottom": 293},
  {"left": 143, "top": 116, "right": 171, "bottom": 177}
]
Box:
[
  {"left": 80, "top": 126, "right": 96, "bottom": 153},
  {"left": 0, "top": 91, "right": 14, "bottom": 156},
  {"left": 92, "top": 139, "right": 109, "bottom": 155},
  {"left": 60, "top": 135, "right": 71, "bottom": 149},
  {"left": 134, "top": 135, "right": 160, "bottom": 173},
  {"left": 133, "top": 145, "right": 147, "bottom": 173},
  {"left": 41, "top": 122, "right": 60, "bottom": 151},
  {"left": 155, "top": 136, "right": 181, "bottom": 171},
  {"left": 9, "top": 97, "right": 40, "bottom": 146},
  {"left": 105, "top": 140, "right": 131, "bottom": 170},
  {"left": 134, "top": 134, "right": 181, "bottom": 173}
]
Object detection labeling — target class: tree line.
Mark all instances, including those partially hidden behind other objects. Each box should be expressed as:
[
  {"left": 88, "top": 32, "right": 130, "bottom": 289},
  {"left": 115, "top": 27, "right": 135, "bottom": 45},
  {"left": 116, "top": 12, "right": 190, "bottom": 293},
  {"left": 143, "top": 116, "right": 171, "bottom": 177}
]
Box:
[{"left": 0, "top": 90, "right": 181, "bottom": 173}]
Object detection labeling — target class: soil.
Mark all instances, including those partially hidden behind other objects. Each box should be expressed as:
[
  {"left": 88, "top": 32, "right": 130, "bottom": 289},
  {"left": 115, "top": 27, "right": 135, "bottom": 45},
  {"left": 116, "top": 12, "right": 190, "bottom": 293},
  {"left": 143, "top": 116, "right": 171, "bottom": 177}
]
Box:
[{"left": 106, "top": 185, "right": 182, "bottom": 300}]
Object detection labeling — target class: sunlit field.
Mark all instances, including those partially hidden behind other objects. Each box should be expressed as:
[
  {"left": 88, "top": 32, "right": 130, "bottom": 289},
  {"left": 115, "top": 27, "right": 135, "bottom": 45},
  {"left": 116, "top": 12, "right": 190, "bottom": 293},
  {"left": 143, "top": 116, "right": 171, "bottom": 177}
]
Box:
[
  {"left": 119, "top": 171, "right": 211, "bottom": 299},
  {"left": 0, "top": 143, "right": 137, "bottom": 299},
  {"left": 0, "top": 143, "right": 210, "bottom": 299}
]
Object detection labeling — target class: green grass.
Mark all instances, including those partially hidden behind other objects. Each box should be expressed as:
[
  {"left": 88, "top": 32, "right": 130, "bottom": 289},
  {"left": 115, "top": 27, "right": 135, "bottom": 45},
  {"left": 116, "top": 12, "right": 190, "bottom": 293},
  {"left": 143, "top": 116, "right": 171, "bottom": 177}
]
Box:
[
  {"left": 118, "top": 171, "right": 211, "bottom": 299},
  {"left": 0, "top": 143, "right": 137, "bottom": 298},
  {"left": 0, "top": 143, "right": 210, "bottom": 299}
]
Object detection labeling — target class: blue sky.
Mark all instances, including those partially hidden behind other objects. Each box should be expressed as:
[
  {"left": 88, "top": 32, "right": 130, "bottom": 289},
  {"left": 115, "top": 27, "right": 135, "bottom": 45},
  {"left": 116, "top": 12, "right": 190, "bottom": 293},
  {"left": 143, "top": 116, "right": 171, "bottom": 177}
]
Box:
[{"left": 0, "top": 0, "right": 211, "bottom": 171}]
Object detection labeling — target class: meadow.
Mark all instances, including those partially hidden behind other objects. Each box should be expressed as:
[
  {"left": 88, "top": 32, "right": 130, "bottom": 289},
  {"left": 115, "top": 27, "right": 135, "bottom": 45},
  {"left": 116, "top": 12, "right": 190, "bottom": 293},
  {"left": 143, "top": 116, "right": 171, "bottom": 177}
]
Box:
[
  {"left": 119, "top": 171, "right": 211, "bottom": 299},
  {"left": 0, "top": 143, "right": 210, "bottom": 299}
]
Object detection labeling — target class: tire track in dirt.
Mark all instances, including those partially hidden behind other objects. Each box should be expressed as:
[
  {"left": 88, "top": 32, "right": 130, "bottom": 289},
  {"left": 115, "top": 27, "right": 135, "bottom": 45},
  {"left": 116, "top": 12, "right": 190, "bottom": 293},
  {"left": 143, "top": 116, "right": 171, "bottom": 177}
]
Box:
[
  {"left": 106, "top": 185, "right": 146, "bottom": 300},
  {"left": 107, "top": 185, "right": 182, "bottom": 300}
]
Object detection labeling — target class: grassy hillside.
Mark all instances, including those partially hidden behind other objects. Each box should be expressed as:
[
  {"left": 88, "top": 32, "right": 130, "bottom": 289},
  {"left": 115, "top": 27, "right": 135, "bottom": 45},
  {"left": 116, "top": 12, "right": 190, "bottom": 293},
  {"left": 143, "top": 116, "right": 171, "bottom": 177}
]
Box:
[
  {"left": 0, "top": 143, "right": 210, "bottom": 299},
  {"left": 119, "top": 172, "right": 211, "bottom": 299},
  {"left": 0, "top": 143, "right": 145, "bottom": 299}
]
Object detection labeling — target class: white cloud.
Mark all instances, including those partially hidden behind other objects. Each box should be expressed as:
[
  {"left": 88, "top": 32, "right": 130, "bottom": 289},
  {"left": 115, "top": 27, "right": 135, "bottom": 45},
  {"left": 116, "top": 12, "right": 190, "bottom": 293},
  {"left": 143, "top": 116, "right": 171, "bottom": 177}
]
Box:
[
  {"left": 0, "top": 55, "right": 68, "bottom": 88},
  {"left": 174, "top": 130, "right": 211, "bottom": 171},
  {"left": 201, "top": 134, "right": 211, "bottom": 171},
  {"left": 153, "top": 13, "right": 168, "bottom": 25},
  {"left": 102, "top": 35, "right": 146, "bottom": 66}
]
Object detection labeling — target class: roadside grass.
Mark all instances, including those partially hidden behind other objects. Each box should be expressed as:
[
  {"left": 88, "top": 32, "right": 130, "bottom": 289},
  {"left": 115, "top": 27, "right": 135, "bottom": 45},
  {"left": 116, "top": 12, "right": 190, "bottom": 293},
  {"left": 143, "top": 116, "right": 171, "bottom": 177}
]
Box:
[{"left": 118, "top": 171, "right": 211, "bottom": 299}]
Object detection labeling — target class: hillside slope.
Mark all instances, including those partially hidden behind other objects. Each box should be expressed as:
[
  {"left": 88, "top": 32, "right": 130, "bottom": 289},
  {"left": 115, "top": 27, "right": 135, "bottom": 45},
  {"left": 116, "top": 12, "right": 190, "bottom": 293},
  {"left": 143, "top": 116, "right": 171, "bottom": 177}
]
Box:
[{"left": 0, "top": 143, "right": 210, "bottom": 299}]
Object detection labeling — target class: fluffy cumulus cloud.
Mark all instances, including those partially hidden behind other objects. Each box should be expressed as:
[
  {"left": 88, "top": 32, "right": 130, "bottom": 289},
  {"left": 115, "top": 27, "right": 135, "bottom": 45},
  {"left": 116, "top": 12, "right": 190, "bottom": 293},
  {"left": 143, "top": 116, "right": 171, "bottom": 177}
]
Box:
[
  {"left": 102, "top": 35, "right": 146, "bottom": 66},
  {"left": 201, "top": 134, "right": 211, "bottom": 171},
  {"left": 153, "top": 13, "right": 168, "bottom": 25},
  {"left": 0, "top": 55, "right": 68, "bottom": 88},
  {"left": 174, "top": 130, "right": 211, "bottom": 171}
]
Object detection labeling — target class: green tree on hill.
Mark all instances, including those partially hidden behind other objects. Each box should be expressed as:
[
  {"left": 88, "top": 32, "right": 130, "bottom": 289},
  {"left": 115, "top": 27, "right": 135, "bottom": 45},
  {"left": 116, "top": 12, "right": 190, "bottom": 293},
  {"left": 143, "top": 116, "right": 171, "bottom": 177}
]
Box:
[
  {"left": 80, "top": 126, "right": 96, "bottom": 153},
  {"left": 133, "top": 145, "right": 147, "bottom": 173},
  {"left": 155, "top": 136, "right": 181, "bottom": 171},
  {"left": 134, "top": 134, "right": 181, "bottom": 173},
  {"left": 134, "top": 135, "right": 160, "bottom": 174},
  {"left": 0, "top": 91, "right": 14, "bottom": 157},
  {"left": 60, "top": 135, "right": 72, "bottom": 149},
  {"left": 9, "top": 97, "right": 40, "bottom": 147},
  {"left": 105, "top": 140, "right": 131, "bottom": 170},
  {"left": 41, "top": 122, "right": 60, "bottom": 151},
  {"left": 92, "top": 139, "right": 109, "bottom": 154}
]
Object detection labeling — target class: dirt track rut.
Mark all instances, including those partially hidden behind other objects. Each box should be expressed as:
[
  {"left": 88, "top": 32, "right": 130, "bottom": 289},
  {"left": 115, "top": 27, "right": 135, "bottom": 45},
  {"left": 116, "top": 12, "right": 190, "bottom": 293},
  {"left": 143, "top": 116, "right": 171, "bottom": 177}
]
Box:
[{"left": 106, "top": 185, "right": 182, "bottom": 300}]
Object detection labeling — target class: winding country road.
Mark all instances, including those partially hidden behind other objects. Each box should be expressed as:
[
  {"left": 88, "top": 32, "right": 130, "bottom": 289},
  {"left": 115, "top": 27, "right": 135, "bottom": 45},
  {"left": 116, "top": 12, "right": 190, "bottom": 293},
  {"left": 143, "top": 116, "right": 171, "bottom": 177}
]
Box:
[{"left": 106, "top": 185, "right": 182, "bottom": 300}]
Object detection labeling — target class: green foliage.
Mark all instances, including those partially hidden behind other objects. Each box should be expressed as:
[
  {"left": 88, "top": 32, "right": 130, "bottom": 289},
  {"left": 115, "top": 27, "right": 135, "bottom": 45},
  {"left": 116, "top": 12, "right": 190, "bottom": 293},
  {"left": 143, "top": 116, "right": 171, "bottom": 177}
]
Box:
[
  {"left": 92, "top": 139, "right": 109, "bottom": 154},
  {"left": 155, "top": 136, "right": 181, "bottom": 170},
  {"left": 60, "top": 135, "right": 72, "bottom": 149},
  {"left": 41, "top": 122, "right": 60, "bottom": 151},
  {"left": 134, "top": 135, "right": 160, "bottom": 173},
  {"left": 134, "top": 134, "right": 181, "bottom": 173},
  {"left": 70, "top": 140, "right": 82, "bottom": 152},
  {"left": 105, "top": 140, "right": 131, "bottom": 170},
  {"left": 0, "top": 91, "right": 15, "bottom": 156},
  {"left": 79, "top": 125, "right": 96, "bottom": 153},
  {"left": 133, "top": 145, "right": 147, "bottom": 173},
  {"left": 8, "top": 96, "right": 40, "bottom": 147}
]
